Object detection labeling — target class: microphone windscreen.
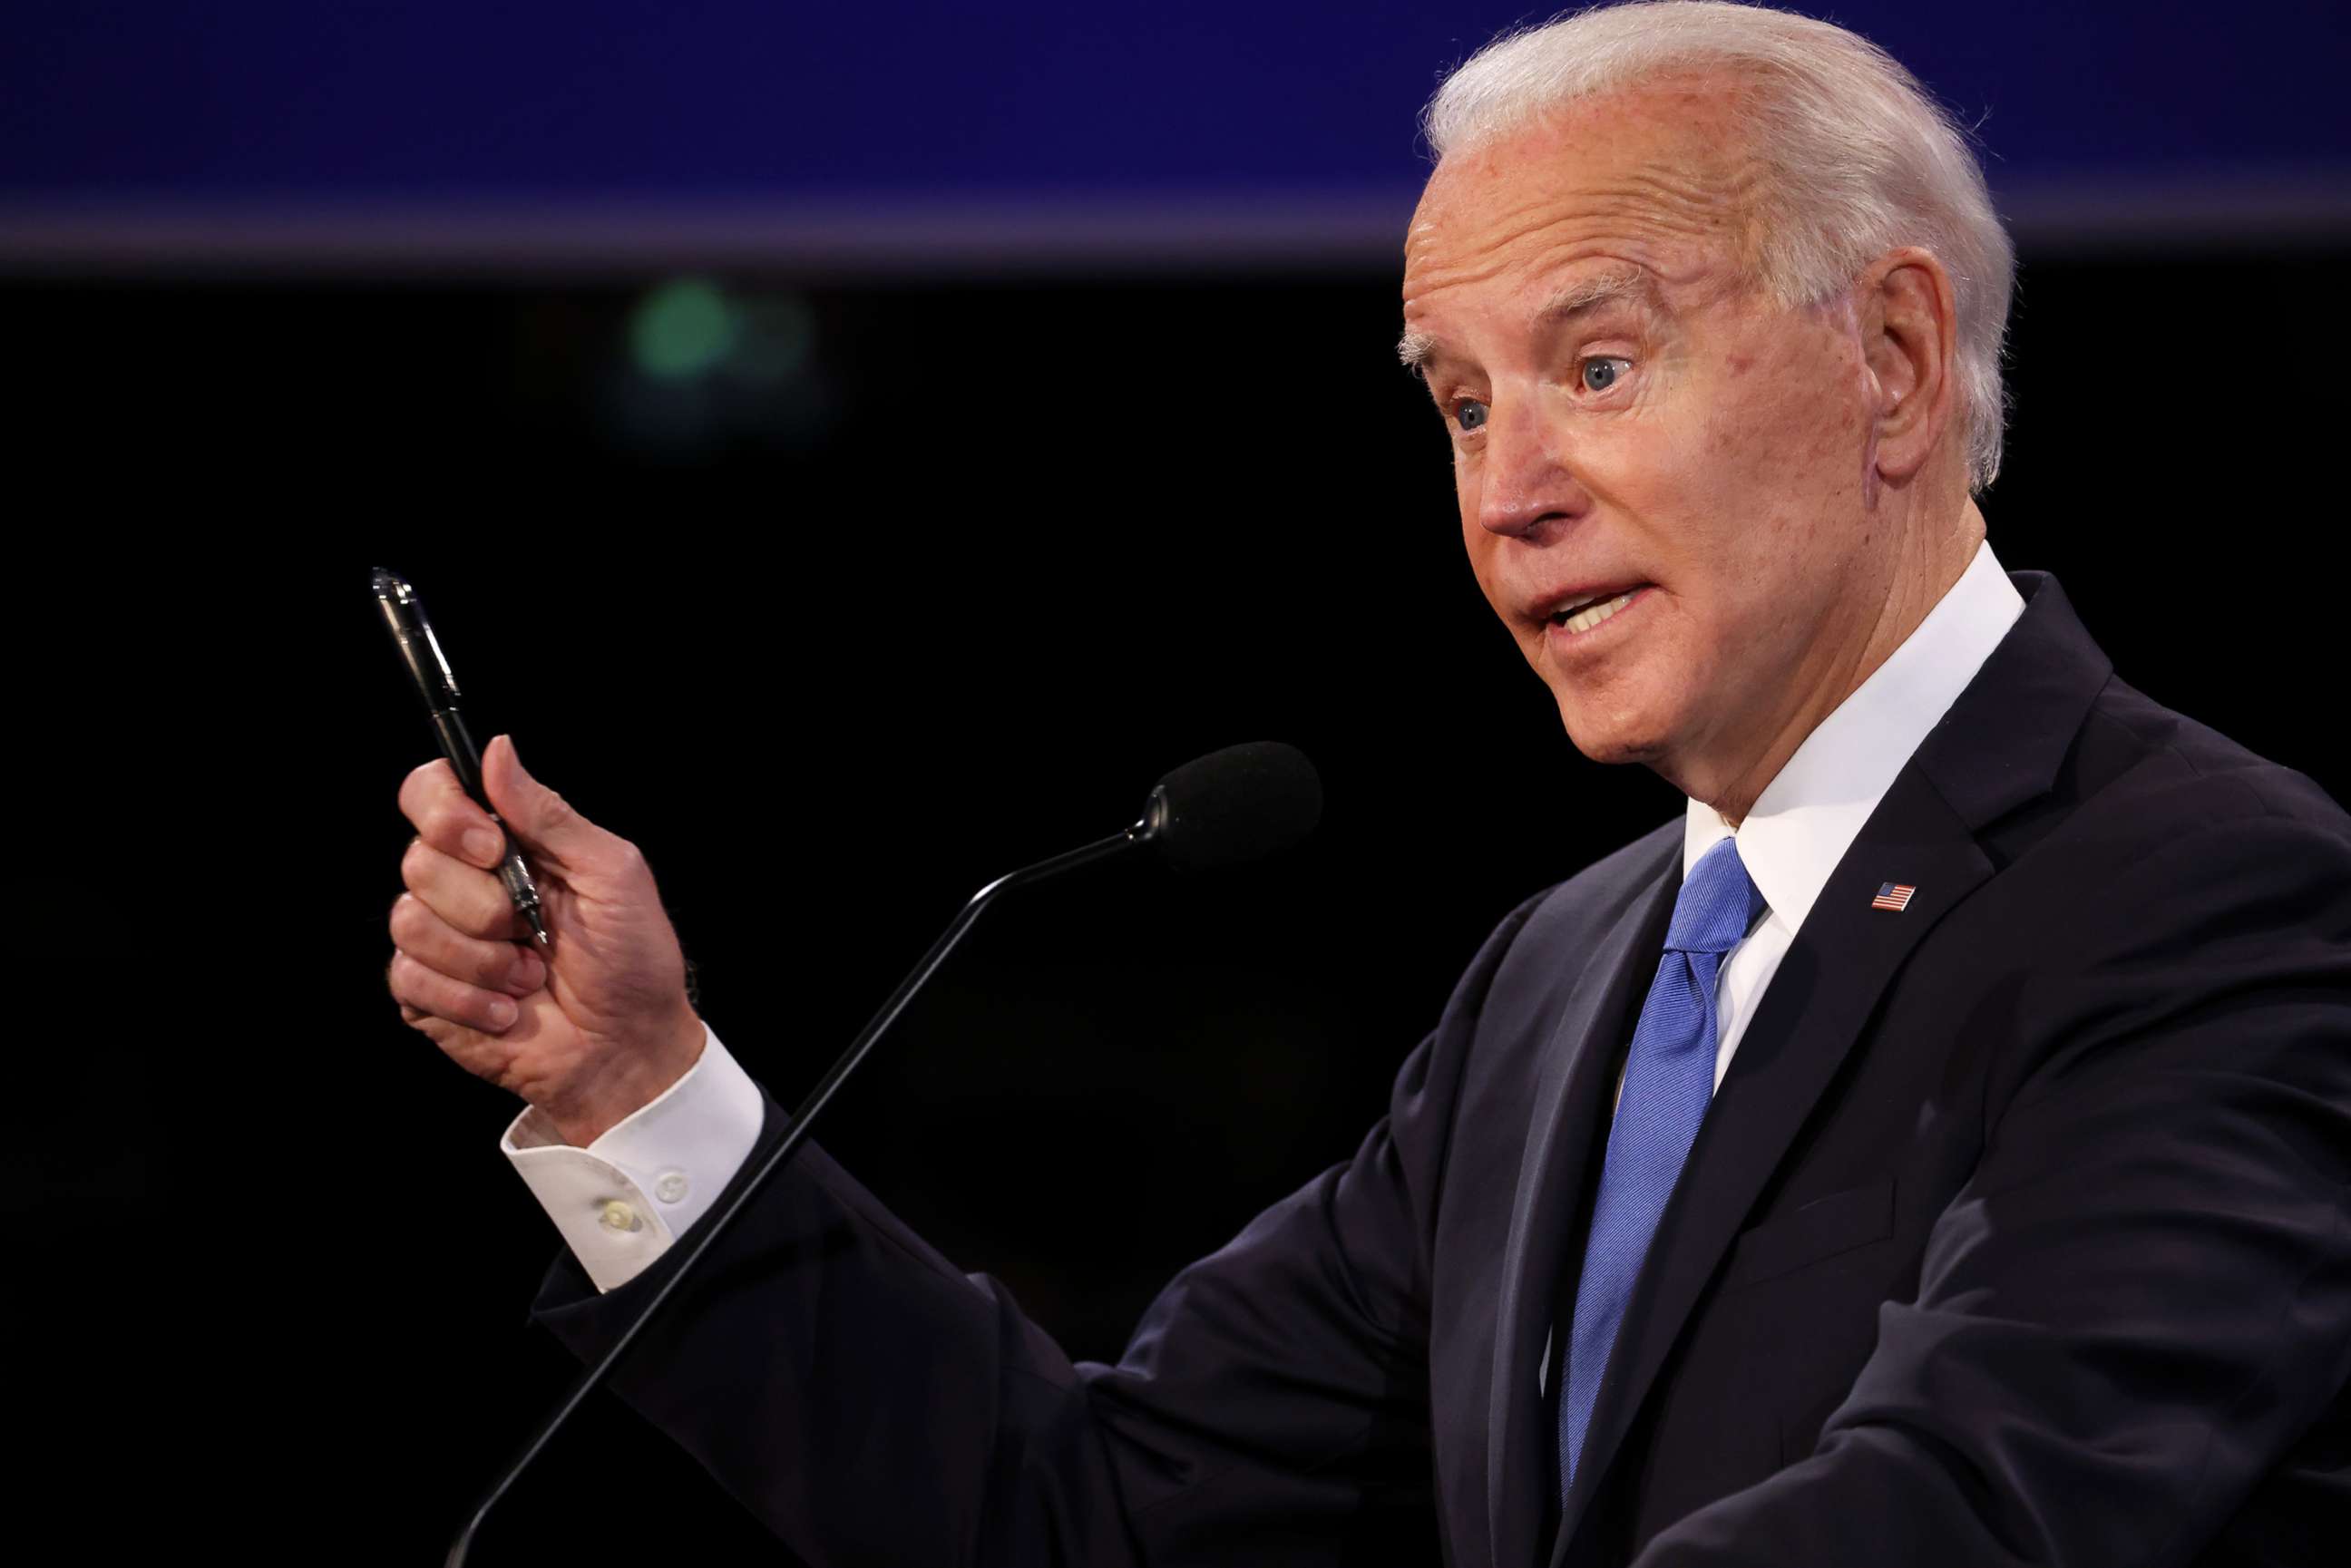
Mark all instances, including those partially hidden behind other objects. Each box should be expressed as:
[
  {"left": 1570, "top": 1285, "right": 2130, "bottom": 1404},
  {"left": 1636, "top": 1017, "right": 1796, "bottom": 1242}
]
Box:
[{"left": 1146, "top": 741, "right": 1322, "bottom": 873}]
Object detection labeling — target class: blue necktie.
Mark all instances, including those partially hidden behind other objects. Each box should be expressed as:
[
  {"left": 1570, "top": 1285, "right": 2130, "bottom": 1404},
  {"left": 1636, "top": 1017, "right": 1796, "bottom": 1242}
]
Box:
[{"left": 1557, "top": 834, "right": 1765, "bottom": 1496}]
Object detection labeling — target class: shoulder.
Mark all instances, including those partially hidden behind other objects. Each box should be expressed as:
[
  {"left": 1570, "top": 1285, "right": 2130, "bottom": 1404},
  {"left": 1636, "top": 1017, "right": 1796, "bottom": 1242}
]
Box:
[
  {"left": 1394, "top": 814, "right": 1681, "bottom": 1149},
  {"left": 1999, "top": 677, "right": 2351, "bottom": 1008},
  {"left": 2040, "top": 677, "right": 2351, "bottom": 919},
  {"left": 1501, "top": 816, "right": 1681, "bottom": 957},
  {"left": 2074, "top": 676, "right": 2351, "bottom": 844},
  {"left": 1430, "top": 815, "right": 1680, "bottom": 1027},
  {"left": 1458, "top": 815, "right": 1682, "bottom": 961}
]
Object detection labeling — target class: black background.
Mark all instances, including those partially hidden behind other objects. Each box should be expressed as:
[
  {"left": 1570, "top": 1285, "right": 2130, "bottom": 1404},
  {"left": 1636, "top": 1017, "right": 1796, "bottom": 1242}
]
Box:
[{"left": 16, "top": 245, "right": 2349, "bottom": 1559}]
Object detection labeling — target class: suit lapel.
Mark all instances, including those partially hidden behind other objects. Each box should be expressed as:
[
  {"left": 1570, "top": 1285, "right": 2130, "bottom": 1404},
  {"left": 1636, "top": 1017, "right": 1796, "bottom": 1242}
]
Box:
[
  {"left": 1548, "top": 765, "right": 1995, "bottom": 1562},
  {"left": 1482, "top": 570, "right": 2108, "bottom": 1568},
  {"left": 1487, "top": 838, "right": 1680, "bottom": 1568}
]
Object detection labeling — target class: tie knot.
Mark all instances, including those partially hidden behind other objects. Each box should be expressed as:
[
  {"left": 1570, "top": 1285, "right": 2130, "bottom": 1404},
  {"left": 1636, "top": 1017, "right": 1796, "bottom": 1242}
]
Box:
[{"left": 1665, "top": 835, "right": 1765, "bottom": 955}]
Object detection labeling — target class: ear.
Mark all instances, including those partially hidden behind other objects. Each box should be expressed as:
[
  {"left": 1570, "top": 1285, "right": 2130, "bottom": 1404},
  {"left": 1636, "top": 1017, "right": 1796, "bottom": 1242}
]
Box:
[{"left": 1858, "top": 248, "right": 1958, "bottom": 486}]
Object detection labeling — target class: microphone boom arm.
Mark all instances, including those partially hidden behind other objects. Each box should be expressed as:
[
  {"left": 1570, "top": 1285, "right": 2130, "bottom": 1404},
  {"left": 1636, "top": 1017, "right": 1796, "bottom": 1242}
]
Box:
[{"left": 444, "top": 816, "right": 1155, "bottom": 1567}]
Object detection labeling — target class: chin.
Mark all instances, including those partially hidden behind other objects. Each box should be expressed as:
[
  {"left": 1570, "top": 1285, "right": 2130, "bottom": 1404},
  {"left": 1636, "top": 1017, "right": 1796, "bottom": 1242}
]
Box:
[{"left": 1553, "top": 691, "right": 1672, "bottom": 768}]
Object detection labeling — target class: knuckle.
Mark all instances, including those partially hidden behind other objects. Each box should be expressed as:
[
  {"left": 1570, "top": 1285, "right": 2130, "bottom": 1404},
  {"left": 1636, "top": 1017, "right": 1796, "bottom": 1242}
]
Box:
[
  {"left": 389, "top": 950, "right": 450, "bottom": 1013},
  {"left": 388, "top": 891, "right": 425, "bottom": 946},
  {"left": 463, "top": 889, "right": 515, "bottom": 941},
  {"left": 399, "top": 759, "right": 453, "bottom": 816},
  {"left": 400, "top": 835, "right": 436, "bottom": 890},
  {"left": 431, "top": 799, "right": 490, "bottom": 848},
  {"left": 385, "top": 950, "right": 417, "bottom": 1002}
]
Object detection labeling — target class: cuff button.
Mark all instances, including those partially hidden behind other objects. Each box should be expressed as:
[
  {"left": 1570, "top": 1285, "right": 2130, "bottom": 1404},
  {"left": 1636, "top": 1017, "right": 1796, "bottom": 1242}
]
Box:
[
  {"left": 599, "top": 1199, "right": 640, "bottom": 1232},
  {"left": 654, "top": 1171, "right": 689, "bottom": 1204}
]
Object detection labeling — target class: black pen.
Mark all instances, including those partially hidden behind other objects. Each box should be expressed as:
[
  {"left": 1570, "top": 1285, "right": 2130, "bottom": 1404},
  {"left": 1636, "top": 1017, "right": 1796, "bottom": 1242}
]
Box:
[{"left": 371, "top": 567, "right": 554, "bottom": 952}]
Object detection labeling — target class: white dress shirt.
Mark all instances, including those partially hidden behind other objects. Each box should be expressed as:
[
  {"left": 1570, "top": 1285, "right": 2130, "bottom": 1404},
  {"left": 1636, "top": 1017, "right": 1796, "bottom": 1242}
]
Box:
[
  {"left": 502, "top": 1024, "right": 764, "bottom": 1293},
  {"left": 1534, "top": 541, "right": 2024, "bottom": 1391},
  {"left": 508, "top": 543, "right": 2025, "bottom": 1302}
]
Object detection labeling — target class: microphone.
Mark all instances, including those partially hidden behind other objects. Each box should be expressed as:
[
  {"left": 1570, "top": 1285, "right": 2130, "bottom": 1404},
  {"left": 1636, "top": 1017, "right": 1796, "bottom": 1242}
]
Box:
[
  {"left": 445, "top": 742, "right": 1322, "bottom": 1566},
  {"left": 1146, "top": 740, "right": 1324, "bottom": 874}
]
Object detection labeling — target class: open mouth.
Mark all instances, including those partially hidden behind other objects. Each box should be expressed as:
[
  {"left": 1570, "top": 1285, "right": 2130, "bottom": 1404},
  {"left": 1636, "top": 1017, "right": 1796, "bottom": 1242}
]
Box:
[{"left": 1546, "top": 585, "right": 1649, "bottom": 636}]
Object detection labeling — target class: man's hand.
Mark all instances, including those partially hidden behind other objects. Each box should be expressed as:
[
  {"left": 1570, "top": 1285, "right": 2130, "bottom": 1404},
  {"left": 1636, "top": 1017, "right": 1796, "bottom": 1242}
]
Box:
[{"left": 386, "top": 735, "right": 705, "bottom": 1146}]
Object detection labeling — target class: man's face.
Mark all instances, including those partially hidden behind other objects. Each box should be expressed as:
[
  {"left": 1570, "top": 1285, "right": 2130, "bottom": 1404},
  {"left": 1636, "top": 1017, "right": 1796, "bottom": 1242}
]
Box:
[{"left": 1400, "top": 81, "right": 1887, "bottom": 792}]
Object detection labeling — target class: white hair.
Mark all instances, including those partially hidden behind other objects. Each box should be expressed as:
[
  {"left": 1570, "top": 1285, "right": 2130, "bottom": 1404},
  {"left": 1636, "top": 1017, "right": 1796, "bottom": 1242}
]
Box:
[{"left": 1423, "top": 2, "right": 2015, "bottom": 493}]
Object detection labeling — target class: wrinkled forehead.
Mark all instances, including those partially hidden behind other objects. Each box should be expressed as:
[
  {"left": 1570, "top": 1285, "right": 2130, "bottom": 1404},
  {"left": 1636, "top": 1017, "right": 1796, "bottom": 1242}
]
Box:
[{"left": 1400, "top": 83, "right": 1766, "bottom": 308}]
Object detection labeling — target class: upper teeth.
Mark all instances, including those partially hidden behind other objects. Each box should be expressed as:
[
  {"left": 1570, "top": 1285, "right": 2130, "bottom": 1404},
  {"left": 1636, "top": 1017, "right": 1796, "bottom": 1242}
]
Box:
[{"left": 1556, "top": 589, "right": 1637, "bottom": 635}]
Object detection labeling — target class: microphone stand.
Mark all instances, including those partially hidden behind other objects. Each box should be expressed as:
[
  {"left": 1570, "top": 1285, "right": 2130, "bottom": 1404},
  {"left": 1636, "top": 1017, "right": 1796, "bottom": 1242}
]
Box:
[{"left": 444, "top": 813, "right": 1159, "bottom": 1566}]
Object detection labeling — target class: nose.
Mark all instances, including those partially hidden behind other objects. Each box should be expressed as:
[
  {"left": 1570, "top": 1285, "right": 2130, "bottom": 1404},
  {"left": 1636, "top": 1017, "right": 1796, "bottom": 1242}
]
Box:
[{"left": 1474, "top": 393, "right": 1589, "bottom": 541}]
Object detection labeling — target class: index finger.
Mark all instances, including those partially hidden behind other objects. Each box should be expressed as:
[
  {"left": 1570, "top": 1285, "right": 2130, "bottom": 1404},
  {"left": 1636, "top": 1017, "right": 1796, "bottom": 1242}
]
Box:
[{"left": 397, "top": 758, "right": 510, "bottom": 872}]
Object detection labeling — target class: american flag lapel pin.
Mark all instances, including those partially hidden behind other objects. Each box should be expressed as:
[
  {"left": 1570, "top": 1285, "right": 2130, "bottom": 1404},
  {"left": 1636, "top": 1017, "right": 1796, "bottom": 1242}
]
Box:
[{"left": 1871, "top": 881, "right": 1917, "bottom": 912}]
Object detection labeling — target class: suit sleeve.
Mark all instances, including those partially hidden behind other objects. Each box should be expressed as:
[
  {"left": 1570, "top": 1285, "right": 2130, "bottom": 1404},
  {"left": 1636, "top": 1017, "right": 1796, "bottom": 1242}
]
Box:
[
  {"left": 527, "top": 887, "right": 1555, "bottom": 1567},
  {"left": 1634, "top": 808, "right": 2351, "bottom": 1568}
]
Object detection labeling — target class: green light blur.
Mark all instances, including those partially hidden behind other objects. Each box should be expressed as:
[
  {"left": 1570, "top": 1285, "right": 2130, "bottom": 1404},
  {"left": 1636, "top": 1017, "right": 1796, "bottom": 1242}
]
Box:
[{"left": 629, "top": 278, "right": 737, "bottom": 380}]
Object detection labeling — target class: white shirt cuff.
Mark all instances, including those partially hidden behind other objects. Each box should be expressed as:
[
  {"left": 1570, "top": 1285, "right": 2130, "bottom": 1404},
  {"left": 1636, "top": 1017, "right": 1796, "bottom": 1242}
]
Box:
[{"left": 501, "top": 1022, "right": 766, "bottom": 1294}]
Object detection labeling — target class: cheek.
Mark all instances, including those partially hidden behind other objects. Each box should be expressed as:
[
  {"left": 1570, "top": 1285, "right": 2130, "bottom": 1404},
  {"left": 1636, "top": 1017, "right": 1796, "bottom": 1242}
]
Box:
[
  {"left": 1762, "top": 346, "right": 1873, "bottom": 489},
  {"left": 1690, "top": 359, "right": 1867, "bottom": 542}
]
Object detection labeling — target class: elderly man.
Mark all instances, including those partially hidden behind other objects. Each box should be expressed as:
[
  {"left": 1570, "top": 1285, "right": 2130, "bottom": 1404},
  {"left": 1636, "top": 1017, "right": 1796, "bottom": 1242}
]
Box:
[{"left": 388, "top": 5, "right": 2350, "bottom": 1563}]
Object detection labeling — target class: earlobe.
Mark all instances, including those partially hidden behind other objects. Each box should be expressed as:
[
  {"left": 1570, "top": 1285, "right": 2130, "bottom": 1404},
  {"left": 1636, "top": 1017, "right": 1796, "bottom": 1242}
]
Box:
[{"left": 1864, "top": 249, "right": 1956, "bottom": 486}]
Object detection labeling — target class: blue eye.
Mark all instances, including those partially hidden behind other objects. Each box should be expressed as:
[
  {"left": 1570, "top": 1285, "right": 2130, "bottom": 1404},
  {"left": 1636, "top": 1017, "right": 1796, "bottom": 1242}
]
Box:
[
  {"left": 1582, "top": 357, "right": 1628, "bottom": 393},
  {"left": 1455, "top": 399, "right": 1488, "bottom": 432}
]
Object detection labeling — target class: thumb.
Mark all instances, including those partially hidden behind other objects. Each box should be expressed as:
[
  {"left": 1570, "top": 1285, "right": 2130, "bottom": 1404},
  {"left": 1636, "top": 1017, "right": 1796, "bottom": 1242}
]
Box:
[{"left": 481, "top": 735, "right": 615, "bottom": 873}]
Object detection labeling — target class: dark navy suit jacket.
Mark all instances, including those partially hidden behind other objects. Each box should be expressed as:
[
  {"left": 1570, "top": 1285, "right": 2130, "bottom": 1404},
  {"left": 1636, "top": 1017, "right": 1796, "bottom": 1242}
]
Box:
[{"left": 532, "top": 573, "right": 2351, "bottom": 1565}]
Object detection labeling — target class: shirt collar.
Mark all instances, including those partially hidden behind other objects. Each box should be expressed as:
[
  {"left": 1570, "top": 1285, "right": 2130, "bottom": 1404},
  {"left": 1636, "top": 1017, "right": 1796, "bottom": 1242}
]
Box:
[{"left": 1683, "top": 541, "right": 2025, "bottom": 931}]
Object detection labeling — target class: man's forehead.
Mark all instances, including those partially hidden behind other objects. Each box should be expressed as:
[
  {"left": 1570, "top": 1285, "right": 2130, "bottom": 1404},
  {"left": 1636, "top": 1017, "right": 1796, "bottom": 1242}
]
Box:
[{"left": 1400, "top": 86, "right": 1760, "bottom": 306}]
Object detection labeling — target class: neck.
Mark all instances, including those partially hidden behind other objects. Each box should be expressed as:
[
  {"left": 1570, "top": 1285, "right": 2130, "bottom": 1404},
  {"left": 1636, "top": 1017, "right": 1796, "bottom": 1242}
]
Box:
[{"left": 1687, "top": 498, "right": 1985, "bottom": 829}]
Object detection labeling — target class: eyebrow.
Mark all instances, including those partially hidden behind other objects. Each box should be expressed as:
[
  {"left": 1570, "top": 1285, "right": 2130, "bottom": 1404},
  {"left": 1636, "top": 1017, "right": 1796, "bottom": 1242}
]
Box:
[{"left": 1396, "top": 266, "right": 1654, "bottom": 374}]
